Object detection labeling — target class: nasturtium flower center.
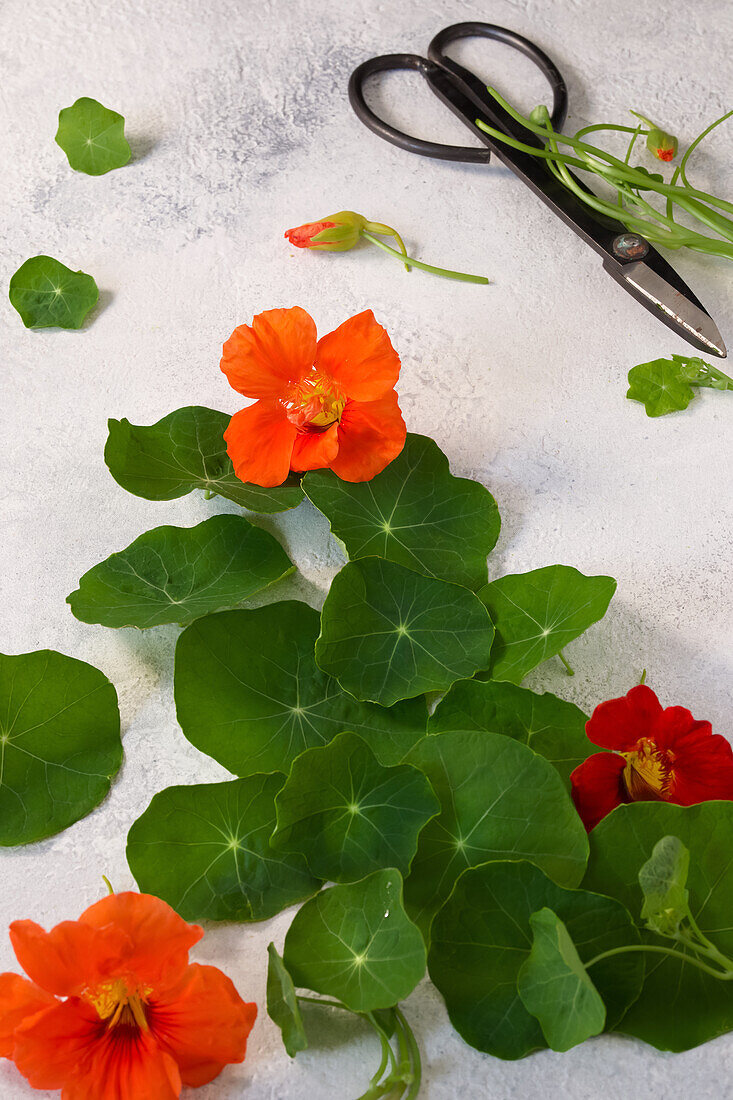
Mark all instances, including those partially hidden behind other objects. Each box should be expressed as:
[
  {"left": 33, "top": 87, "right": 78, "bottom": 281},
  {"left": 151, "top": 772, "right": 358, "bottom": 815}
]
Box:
[
  {"left": 286, "top": 372, "right": 345, "bottom": 432},
  {"left": 84, "top": 978, "right": 151, "bottom": 1031},
  {"left": 622, "top": 736, "right": 673, "bottom": 801}
]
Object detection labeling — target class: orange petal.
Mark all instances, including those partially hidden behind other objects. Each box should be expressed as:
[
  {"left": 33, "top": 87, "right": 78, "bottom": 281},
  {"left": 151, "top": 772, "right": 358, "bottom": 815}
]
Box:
[
  {"left": 79, "top": 893, "right": 203, "bottom": 995},
  {"left": 151, "top": 963, "right": 257, "bottom": 1087},
  {"left": 224, "top": 401, "right": 297, "bottom": 487},
  {"left": 221, "top": 307, "right": 317, "bottom": 399},
  {"left": 290, "top": 424, "right": 340, "bottom": 472},
  {"left": 12, "top": 997, "right": 101, "bottom": 1090},
  {"left": 315, "top": 310, "right": 401, "bottom": 401},
  {"left": 329, "top": 391, "right": 406, "bottom": 482},
  {"left": 9, "top": 919, "right": 129, "bottom": 998},
  {"left": 0, "top": 973, "right": 56, "bottom": 1059}
]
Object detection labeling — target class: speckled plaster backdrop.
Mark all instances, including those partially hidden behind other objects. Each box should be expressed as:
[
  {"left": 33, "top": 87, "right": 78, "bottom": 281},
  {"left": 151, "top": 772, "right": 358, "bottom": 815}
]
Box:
[{"left": 2, "top": 0, "right": 733, "bottom": 1096}]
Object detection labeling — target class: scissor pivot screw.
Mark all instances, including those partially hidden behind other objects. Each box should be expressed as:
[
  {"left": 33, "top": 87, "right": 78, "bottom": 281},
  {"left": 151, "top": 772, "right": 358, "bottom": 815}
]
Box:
[{"left": 612, "top": 233, "right": 649, "bottom": 260}]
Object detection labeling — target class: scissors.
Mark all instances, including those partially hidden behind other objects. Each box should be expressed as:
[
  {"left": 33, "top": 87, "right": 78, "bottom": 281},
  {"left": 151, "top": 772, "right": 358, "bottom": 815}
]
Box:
[{"left": 348, "top": 22, "right": 727, "bottom": 358}]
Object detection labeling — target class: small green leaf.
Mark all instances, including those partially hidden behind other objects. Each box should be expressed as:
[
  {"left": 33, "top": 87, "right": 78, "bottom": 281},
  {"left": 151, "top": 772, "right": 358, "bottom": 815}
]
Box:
[
  {"left": 0, "top": 650, "right": 122, "bottom": 845},
  {"left": 404, "top": 731, "right": 589, "bottom": 936},
  {"left": 126, "top": 775, "right": 321, "bottom": 921},
  {"left": 316, "top": 558, "right": 494, "bottom": 706},
  {"left": 174, "top": 602, "right": 427, "bottom": 776},
  {"left": 67, "top": 514, "right": 293, "bottom": 628},
  {"left": 9, "top": 256, "right": 99, "bottom": 329},
  {"left": 583, "top": 801, "right": 733, "bottom": 1050},
  {"left": 283, "top": 869, "right": 426, "bottom": 1012},
  {"left": 55, "top": 97, "right": 131, "bottom": 175},
  {"left": 429, "top": 679, "right": 592, "bottom": 788},
  {"left": 478, "top": 565, "right": 616, "bottom": 684},
  {"left": 517, "top": 908, "right": 607, "bottom": 1051},
  {"left": 631, "top": 165, "right": 665, "bottom": 189},
  {"left": 429, "top": 860, "right": 642, "bottom": 1060},
  {"left": 627, "top": 359, "right": 697, "bottom": 416},
  {"left": 104, "top": 407, "right": 304, "bottom": 513},
  {"left": 267, "top": 944, "right": 308, "bottom": 1057},
  {"left": 303, "top": 433, "right": 500, "bottom": 590},
  {"left": 639, "top": 835, "right": 691, "bottom": 936},
  {"left": 272, "top": 732, "right": 440, "bottom": 882}
]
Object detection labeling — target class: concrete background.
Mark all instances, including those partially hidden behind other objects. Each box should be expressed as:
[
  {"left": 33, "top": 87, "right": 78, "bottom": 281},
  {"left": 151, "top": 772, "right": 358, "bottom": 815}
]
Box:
[{"left": 1, "top": 0, "right": 732, "bottom": 1096}]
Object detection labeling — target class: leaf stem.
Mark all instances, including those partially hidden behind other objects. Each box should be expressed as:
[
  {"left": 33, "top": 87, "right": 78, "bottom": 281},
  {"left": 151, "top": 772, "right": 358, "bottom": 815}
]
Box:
[
  {"left": 362, "top": 232, "right": 489, "bottom": 284},
  {"left": 557, "top": 650, "right": 575, "bottom": 676},
  {"left": 585, "top": 942, "right": 733, "bottom": 979}
]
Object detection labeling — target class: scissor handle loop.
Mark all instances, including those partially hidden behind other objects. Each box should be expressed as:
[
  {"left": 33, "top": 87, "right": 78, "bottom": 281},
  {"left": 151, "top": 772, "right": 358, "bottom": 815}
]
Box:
[
  {"left": 348, "top": 53, "right": 492, "bottom": 163},
  {"left": 429, "top": 23, "right": 568, "bottom": 131},
  {"left": 348, "top": 24, "right": 569, "bottom": 162}
]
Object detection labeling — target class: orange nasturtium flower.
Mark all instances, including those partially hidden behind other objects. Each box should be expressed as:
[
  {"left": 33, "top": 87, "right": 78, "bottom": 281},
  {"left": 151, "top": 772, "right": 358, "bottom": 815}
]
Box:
[
  {"left": 221, "top": 306, "right": 407, "bottom": 486},
  {"left": 0, "top": 891, "right": 256, "bottom": 1100}
]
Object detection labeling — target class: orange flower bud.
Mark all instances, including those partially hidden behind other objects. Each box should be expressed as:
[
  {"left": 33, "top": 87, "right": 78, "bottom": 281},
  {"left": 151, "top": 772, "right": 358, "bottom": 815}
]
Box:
[{"left": 284, "top": 211, "right": 367, "bottom": 251}]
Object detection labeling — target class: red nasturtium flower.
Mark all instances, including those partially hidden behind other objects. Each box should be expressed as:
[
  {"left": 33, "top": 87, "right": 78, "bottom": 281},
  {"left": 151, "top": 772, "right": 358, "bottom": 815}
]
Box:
[
  {"left": 0, "top": 891, "right": 256, "bottom": 1099},
  {"left": 571, "top": 684, "right": 733, "bottom": 831},
  {"left": 221, "top": 306, "right": 406, "bottom": 486}
]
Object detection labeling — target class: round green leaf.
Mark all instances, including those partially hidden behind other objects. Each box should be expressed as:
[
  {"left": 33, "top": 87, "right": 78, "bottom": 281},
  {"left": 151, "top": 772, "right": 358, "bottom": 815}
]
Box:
[
  {"left": 0, "top": 650, "right": 122, "bottom": 845},
  {"left": 283, "top": 869, "right": 426, "bottom": 1012},
  {"left": 517, "top": 908, "right": 607, "bottom": 1051},
  {"left": 404, "top": 730, "right": 589, "bottom": 936},
  {"left": 302, "top": 433, "right": 500, "bottom": 590},
  {"left": 9, "top": 255, "right": 99, "bottom": 330},
  {"left": 583, "top": 801, "right": 733, "bottom": 1051},
  {"left": 55, "top": 96, "right": 131, "bottom": 175},
  {"left": 126, "top": 774, "right": 320, "bottom": 921},
  {"left": 67, "top": 514, "right": 293, "bottom": 628},
  {"left": 105, "top": 407, "right": 304, "bottom": 513},
  {"left": 429, "top": 860, "right": 643, "bottom": 1059},
  {"left": 429, "top": 679, "right": 592, "bottom": 788},
  {"left": 627, "top": 360, "right": 696, "bottom": 417},
  {"left": 272, "top": 731, "right": 440, "bottom": 882},
  {"left": 174, "top": 602, "right": 427, "bottom": 775},
  {"left": 267, "top": 943, "right": 308, "bottom": 1057},
  {"left": 478, "top": 565, "right": 616, "bottom": 684},
  {"left": 315, "top": 558, "right": 494, "bottom": 706}
]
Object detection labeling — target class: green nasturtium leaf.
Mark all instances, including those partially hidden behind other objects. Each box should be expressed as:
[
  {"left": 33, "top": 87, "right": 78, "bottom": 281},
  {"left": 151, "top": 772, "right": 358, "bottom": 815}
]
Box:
[
  {"left": 126, "top": 775, "right": 320, "bottom": 921},
  {"left": 0, "top": 650, "right": 122, "bottom": 845},
  {"left": 315, "top": 558, "right": 494, "bottom": 706},
  {"left": 55, "top": 96, "right": 131, "bottom": 174},
  {"left": 429, "top": 678, "right": 592, "bottom": 788},
  {"left": 639, "top": 835, "right": 690, "bottom": 936},
  {"left": 9, "top": 256, "right": 99, "bottom": 330},
  {"left": 271, "top": 732, "right": 440, "bottom": 883},
  {"left": 302, "top": 433, "right": 500, "bottom": 590},
  {"left": 583, "top": 801, "right": 733, "bottom": 1050},
  {"left": 404, "top": 731, "right": 589, "bottom": 936},
  {"left": 478, "top": 565, "right": 616, "bottom": 684},
  {"left": 627, "top": 359, "right": 696, "bottom": 416},
  {"left": 429, "top": 861, "right": 641, "bottom": 1060},
  {"left": 67, "top": 514, "right": 293, "bottom": 628},
  {"left": 105, "top": 407, "right": 304, "bottom": 513},
  {"left": 283, "top": 869, "right": 426, "bottom": 1012},
  {"left": 517, "top": 907, "right": 607, "bottom": 1051},
  {"left": 174, "top": 602, "right": 427, "bottom": 776},
  {"left": 267, "top": 944, "right": 308, "bottom": 1057}
]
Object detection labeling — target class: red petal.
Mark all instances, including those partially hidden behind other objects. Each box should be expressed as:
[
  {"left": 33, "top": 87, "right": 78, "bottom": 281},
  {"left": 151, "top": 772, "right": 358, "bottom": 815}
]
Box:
[
  {"left": 221, "top": 307, "right": 317, "bottom": 399},
  {"left": 224, "top": 401, "right": 297, "bottom": 487},
  {"left": 290, "top": 424, "right": 340, "bottom": 472},
  {"left": 150, "top": 963, "right": 256, "bottom": 1087},
  {"left": 285, "top": 221, "right": 335, "bottom": 247},
  {"left": 585, "top": 684, "right": 663, "bottom": 751},
  {"left": 79, "top": 893, "right": 203, "bottom": 995},
  {"left": 669, "top": 733, "right": 733, "bottom": 805},
  {"left": 315, "top": 310, "right": 401, "bottom": 401},
  {"left": 0, "top": 973, "right": 56, "bottom": 1059},
  {"left": 328, "top": 392, "right": 406, "bottom": 482},
  {"left": 571, "top": 752, "right": 627, "bottom": 831}
]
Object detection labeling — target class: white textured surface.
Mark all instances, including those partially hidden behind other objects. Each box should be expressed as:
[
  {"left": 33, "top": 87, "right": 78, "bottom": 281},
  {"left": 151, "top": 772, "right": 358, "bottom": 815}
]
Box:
[{"left": 2, "top": 0, "right": 733, "bottom": 1096}]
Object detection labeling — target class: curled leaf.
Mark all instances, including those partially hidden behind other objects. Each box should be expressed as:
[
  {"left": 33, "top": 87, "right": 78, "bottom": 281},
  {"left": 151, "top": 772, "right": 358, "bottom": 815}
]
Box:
[{"left": 638, "top": 835, "right": 691, "bottom": 936}]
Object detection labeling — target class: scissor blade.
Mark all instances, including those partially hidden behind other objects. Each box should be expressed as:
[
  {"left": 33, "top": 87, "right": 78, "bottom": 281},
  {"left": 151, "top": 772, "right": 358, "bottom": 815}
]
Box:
[{"left": 604, "top": 258, "right": 727, "bottom": 358}]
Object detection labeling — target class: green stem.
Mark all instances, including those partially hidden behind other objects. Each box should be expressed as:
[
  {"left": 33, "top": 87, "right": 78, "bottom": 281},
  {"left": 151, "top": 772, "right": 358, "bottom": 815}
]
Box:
[
  {"left": 296, "top": 995, "right": 347, "bottom": 1011},
  {"left": 362, "top": 231, "right": 489, "bottom": 284},
  {"left": 365, "top": 222, "right": 411, "bottom": 272},
  {"left": 639, "top": 669, "right": 647, "bottom": 685},
  {"left": 203, "top": 489, "right": 215, "bottom": 500},
  {"left": 586, "top": 942, "right": 733, "bottom": 979},
  {"left": 557, "top": 650, "right": 575, "bottom": 676},
  {"left": 679, "top": 108, "right": 733, "bottom": 191},
  {"left": 394, "top": 1007, "right": 422, "bottom": 1100}
]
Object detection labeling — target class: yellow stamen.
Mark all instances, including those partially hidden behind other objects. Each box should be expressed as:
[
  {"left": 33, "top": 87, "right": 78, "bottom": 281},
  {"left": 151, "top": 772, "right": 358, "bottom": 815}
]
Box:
[
  {"left": 622, "top": 737, "right": 673, "bottom": 801},
  {"left": 84, "top": 978, "right": 151, "bottom": 1032},
  {"left": 286, "top": 373, "right": 345, "bottom": 432}
]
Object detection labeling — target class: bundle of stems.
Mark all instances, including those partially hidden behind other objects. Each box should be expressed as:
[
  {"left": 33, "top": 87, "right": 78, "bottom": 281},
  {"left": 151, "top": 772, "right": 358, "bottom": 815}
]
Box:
[{"left": 476, "top": 91, "right": 733, "bottom": 259}]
